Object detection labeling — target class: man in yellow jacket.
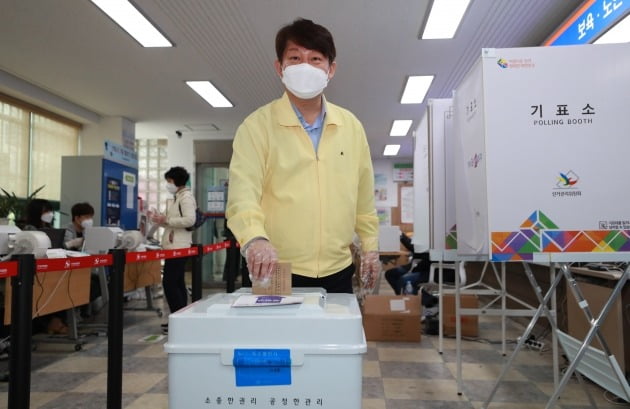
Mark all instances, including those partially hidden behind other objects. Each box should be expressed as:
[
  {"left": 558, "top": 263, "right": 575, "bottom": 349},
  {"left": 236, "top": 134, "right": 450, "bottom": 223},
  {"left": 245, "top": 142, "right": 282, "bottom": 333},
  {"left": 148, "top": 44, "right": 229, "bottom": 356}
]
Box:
[{"left": 226, "top": 18, "right": 380, "bottom": 293}]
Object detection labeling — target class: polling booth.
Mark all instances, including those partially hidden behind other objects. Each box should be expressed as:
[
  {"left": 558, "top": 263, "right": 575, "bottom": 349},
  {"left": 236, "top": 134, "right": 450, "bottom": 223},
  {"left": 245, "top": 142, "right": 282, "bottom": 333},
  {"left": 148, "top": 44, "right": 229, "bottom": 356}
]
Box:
[
  {"left": 419, "top": 98, "right": 481, "bottom": 348},
  {"left": 452, "top": 43, "right": 630, "bottom": 406},
  {"left": 454, "top": 43, "right": 630, "bottom": 263}
]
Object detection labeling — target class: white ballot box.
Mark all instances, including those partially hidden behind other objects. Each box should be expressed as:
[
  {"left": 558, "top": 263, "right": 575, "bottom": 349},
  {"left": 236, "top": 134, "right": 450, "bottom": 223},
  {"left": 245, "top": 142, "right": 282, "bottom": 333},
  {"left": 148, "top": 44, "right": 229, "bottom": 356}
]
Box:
[
  {"left": 164, "top": 290, "right": 366, "bottom": 409},
  {"left": 453, "top": 43, "right": 630, "bottom": 262}
]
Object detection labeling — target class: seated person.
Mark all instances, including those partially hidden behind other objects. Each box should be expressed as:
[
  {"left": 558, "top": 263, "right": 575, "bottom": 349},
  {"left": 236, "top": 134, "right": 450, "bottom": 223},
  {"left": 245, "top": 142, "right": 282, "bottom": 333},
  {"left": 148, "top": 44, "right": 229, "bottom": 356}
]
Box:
[
  {"left": 22, "top": 198, "right": 54, "bottom": 230},
  {"left": 384, "top": 233, "right": 431, "bottom": 295},
  {"left": 22, "top": 199, "right": 67, "bottom": 334},
  {"left": 63, "top": 202, "right": 94, "bottom": 250},
  {"left": 64, "top": 202, "right": 100, "bottom": 317}
]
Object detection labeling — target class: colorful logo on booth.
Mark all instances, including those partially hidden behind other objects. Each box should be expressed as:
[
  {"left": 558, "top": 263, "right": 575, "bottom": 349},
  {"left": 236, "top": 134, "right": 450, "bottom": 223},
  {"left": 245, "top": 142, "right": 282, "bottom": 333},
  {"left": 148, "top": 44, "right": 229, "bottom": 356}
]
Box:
[
  {"left": 497, "top": 58, "right": 508, "bottom": 68},
  {"left": 556, "top": 171, "right": 579, "bottom": 188}
]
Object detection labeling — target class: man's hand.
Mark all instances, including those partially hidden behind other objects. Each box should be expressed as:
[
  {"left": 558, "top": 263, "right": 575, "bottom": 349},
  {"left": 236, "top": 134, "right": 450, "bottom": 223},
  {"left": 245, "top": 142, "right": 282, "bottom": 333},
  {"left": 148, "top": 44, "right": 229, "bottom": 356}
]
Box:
[
  {"left": 64, "top": 237, "right": 84, "bottom": 250},
  {"left": 245, "top": 239, "right": 278, "bottom": 283},
  {"left": 360, "top": 251, "right": 380, "bottom": 290}
]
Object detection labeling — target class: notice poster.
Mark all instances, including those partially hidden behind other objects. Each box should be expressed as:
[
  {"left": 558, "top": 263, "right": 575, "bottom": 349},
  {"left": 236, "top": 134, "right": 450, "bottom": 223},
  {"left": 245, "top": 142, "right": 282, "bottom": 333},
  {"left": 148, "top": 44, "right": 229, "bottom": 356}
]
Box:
[{"left": 393, "top": 163, "right": 413, "bottom": 182}]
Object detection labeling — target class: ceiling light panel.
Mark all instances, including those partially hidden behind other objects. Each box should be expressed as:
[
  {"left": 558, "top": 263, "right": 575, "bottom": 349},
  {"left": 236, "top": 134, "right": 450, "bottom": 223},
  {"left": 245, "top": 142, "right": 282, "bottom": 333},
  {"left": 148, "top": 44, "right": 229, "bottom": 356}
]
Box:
[
  {"left": 186, "top": 81, "right": 233, "bottom": 108},
  {"left": 383, "top": 144, "right": 401, "bottom": 156},
  {"left": 390, "top": 120, "right": 413, "bottom": 136},
  {"left": 90, "top": 0, "right": 172, "bottom": 47},
  {"left": 401, "top": 75, "right": 434, "bottom": 104},
  {"left": 421, "top": 0, "right": 471, "bottom": 39}
]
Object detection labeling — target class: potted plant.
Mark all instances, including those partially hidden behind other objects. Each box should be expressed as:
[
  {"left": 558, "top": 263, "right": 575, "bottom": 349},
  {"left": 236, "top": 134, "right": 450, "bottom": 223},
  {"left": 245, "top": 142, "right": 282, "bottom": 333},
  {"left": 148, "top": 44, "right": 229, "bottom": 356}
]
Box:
[
  {"left": 0, "top": 186, "right": 45, "bottom": 225},
  {"left": 0, "top": 189, "right": 20, "bottom": 224}
]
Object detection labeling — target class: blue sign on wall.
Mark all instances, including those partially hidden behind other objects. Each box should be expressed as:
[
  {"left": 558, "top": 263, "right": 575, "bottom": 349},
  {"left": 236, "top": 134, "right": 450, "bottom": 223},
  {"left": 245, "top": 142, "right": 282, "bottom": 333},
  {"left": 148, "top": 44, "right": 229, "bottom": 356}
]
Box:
[{"left": 545, "top": 0, "right": 630, "bottom": 46}]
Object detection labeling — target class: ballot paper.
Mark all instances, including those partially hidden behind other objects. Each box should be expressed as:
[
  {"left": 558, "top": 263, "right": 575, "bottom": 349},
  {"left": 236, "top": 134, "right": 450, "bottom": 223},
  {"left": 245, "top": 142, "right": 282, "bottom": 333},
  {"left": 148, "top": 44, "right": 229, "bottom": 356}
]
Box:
[{"left": 231, "top": 294, "right": 304, "bottom": 308}]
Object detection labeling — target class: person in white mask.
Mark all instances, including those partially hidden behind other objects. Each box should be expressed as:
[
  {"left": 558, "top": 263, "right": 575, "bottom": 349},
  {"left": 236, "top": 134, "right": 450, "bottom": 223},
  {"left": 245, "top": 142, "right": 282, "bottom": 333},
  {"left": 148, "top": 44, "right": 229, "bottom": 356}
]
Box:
[
  {"left": 227, "top": 18, "right": 380, "bottom": 294},
  {"left": 23, "top": 198, "right": 55, "bottom": 230},
  {"left": 149, "top": 166, "right": 196, "bottom": 333},
  {"left": 63, "top": 202, "right": 95, "bottom": 250},
  {"left": 23, "top": 197, "right": 71, "bottom": 333}
]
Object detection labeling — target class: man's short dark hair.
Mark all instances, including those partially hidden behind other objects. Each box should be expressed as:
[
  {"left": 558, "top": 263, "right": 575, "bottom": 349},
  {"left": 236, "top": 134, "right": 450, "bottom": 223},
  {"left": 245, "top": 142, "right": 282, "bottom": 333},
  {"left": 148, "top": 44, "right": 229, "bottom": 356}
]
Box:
[
  {"left": 275, "top": 18, "right": 336, "bottom": 63},
  {"left": 71, "top": 202, "right": 94, "bottom": 220},
  {"left": 164, "top": 166, "right": 190, "bottom": 187}
]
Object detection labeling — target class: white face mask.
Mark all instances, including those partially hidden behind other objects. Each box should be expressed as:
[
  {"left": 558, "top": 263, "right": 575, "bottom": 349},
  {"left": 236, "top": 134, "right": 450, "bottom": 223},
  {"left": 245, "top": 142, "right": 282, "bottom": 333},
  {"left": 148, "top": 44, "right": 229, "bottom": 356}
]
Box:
[
  {"left": 281, "top": 63, "right": 329, "bottom": 99},
  {"left": 166, "top": 182, "right": 178, "bottom": 194},
  {"left": 80, "top": 218, "right": 93, "bottom": 229},
  {"left": 41, "top": 211, "right": 54, "bottom": 224}
]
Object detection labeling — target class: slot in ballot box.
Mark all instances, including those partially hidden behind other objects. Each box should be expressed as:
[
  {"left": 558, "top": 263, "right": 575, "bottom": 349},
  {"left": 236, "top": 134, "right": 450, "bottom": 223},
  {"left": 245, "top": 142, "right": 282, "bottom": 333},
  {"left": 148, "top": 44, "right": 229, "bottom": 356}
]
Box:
[{"left": 164, "top": 289, "right": 366, "bottom": 409}]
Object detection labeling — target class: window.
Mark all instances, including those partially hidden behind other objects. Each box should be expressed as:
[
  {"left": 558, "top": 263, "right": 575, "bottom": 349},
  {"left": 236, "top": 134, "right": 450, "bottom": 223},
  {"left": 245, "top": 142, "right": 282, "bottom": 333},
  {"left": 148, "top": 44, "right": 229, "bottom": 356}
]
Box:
[
  {"left": 135, "top": 138, "right": 168, "bottom": 213},
  {"left": 31, "top": 114, "right": 79, "bottom": 200},
  {"left": 0, "top": 94, "right": 80, "bottom": 201},
  {"left": 0, "top": 101, "right": 30, "bottom": 197}
]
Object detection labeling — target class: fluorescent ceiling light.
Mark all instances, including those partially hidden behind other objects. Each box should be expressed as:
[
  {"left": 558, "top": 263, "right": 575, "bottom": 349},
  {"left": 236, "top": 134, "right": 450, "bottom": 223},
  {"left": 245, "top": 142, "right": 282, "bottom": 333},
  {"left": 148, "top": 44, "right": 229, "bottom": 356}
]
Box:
[
  {"left": 383, "top": 144, "right": 401, "bottom": 156},
  {"left": 186, "top": 81, "right": 233, "bottom": 108},
  {"left": 390, "top": 120, "right": 413, "bottom": 136},
  {"left": 90, "top": 0, "right": 172, "bottom": 47},
  {"left": 593, "top": 14, "right": 630, "bottom": 44},
  {"left": 401, "top": 75, "right": 434, "bottom": 104},
  {"left": 421, "top": 0, "right": 471, "bottom": 39}
]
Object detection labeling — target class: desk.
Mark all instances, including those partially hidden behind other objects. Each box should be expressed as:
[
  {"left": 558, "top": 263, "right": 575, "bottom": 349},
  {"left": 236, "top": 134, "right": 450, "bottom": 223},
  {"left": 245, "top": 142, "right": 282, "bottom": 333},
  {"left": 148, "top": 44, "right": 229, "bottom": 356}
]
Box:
[
  {"left": 3, "top": 268, "right": 91, "bottom": 324},
  {"left": 122, "top": 260, "right": 162, "bottom": 317},
  {"left": 379, "top": 251, "right": 409, "bottom": 268},
  {"left": 124, "top": 260, "right": 161, "bottom": 293}
]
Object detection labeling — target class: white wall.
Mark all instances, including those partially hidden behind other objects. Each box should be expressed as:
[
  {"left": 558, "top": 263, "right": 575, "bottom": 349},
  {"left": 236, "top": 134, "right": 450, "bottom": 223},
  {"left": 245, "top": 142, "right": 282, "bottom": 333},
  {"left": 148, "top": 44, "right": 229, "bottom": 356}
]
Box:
[
  {"left": 80, "top": 116, "right": 135, "bottom": 155},
  {"left": 166, "top": 133, "right": 196, "bottom": 190}
]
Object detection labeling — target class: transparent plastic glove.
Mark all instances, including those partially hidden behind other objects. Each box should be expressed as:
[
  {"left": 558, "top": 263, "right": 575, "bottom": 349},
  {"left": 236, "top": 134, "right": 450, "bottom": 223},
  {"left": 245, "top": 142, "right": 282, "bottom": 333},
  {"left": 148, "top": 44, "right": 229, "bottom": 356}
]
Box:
[
  {"left": 360, "top": 251, "right": 380, "bottom": 290},
  {"left": 245, "top": 239, "right": 278, "bottom": 284},
  {"left": 64, "top": 237, "right": 84, "bottom": 250}
]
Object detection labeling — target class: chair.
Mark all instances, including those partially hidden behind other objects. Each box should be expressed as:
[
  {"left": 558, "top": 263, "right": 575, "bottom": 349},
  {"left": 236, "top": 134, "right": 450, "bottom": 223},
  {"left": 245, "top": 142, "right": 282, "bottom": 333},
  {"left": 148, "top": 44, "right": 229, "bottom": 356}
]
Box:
[{"left": 428, "top": 260, "right": 467, "bottom": 287}]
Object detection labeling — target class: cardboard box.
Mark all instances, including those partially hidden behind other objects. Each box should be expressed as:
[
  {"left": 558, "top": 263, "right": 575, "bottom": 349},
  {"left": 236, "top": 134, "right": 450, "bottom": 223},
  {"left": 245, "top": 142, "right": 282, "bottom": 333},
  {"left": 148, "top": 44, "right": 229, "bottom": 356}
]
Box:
[
  {"left": 362, "top": 295, "right": 421, "bottom": 342},
  {"left": 442, "top": 294, "right": 478, "bottom": 337}
]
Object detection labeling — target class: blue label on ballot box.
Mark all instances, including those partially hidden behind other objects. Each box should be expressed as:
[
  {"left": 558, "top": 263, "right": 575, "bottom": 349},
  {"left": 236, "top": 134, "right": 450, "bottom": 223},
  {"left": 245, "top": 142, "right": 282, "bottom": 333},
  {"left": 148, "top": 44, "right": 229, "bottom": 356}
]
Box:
[{"left": 233, "top": 349, "right": 291, "bottom": 387}]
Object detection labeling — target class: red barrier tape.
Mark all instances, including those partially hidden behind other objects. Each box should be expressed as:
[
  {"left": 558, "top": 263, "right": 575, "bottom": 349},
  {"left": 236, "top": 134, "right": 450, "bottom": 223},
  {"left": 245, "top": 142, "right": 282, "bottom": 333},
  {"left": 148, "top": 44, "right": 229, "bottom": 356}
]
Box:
[
  {"left": 0, "top": 261, "right": 18, "bottom": 278},
  {"left": 126, "top": 246, "right": 199, "bottom": 263},
  {"left": 203, "top": 240, "right": 231, "bottom": 254},
  {"left": 36, "top": 255, "right": 113, "bottom": 273}
]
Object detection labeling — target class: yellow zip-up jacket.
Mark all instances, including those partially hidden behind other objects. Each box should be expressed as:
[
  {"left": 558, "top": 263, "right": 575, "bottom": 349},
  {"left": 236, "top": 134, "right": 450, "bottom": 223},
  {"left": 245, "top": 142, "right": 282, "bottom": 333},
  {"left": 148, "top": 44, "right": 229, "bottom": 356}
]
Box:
[{"left": 226, "top": 93, "right": 379, "bottom": 278}]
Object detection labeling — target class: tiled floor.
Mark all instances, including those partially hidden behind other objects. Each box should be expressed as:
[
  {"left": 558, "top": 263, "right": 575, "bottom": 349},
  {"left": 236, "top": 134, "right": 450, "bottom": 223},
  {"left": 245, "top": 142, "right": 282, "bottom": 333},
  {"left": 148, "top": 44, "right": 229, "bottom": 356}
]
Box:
[{"left": 0, "top": 279, "right": 628, "bottom": 409}]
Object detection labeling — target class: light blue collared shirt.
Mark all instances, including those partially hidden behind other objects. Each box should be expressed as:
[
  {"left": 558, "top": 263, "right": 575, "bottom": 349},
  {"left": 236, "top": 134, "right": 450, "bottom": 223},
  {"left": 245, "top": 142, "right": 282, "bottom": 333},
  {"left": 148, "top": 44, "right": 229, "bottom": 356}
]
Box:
[{"left": 291, "top": 103, "right": 327, "bottom": 152}]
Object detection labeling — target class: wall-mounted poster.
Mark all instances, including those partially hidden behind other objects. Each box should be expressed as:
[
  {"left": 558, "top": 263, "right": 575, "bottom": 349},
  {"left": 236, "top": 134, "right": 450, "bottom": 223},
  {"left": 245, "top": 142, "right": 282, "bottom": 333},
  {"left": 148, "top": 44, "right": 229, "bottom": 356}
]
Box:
[
  {"left": 393, "top": 163, "right": 413, "bottom": 182},
  {"left": 400, "top": 186, "right": 414, "bottom": 224},
  {"left": 377, "top": 208, "right": 391, "bottom": 225}
]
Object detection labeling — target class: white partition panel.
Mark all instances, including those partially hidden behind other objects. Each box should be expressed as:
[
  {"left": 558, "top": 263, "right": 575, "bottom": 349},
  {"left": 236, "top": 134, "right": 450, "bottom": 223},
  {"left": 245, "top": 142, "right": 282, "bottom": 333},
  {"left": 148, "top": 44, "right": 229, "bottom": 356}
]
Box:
[
  {"left": 453, "top": 59, "right": 489, "bottom": 257},
  {"left": 426, "top": 99, "right": 457, "bottom": 260},
  {"left": 412, "top": 112, "right": 430, "bottom": 253}
]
